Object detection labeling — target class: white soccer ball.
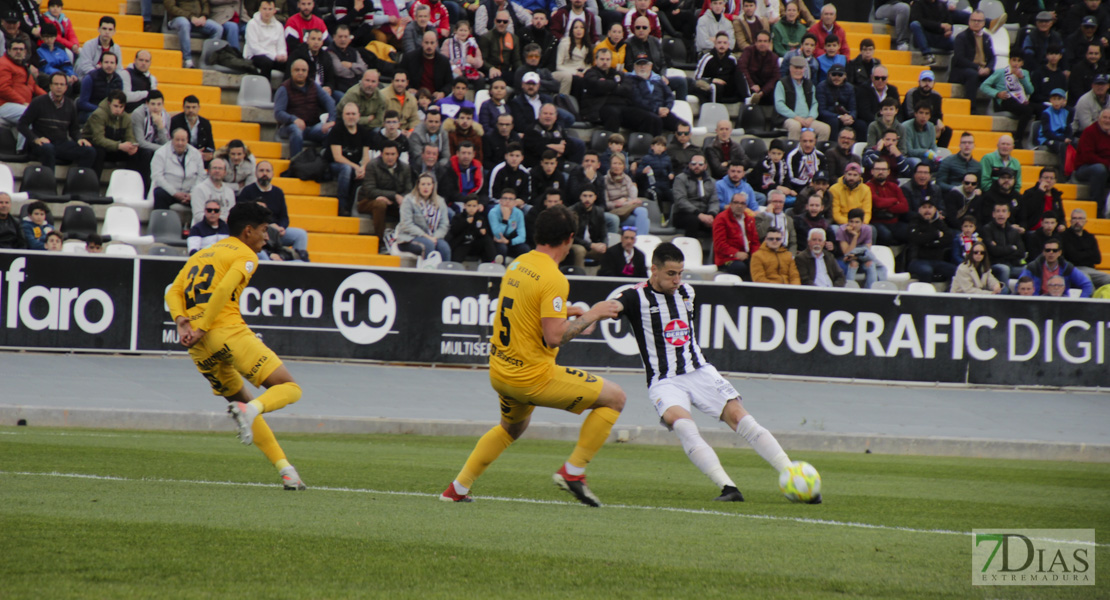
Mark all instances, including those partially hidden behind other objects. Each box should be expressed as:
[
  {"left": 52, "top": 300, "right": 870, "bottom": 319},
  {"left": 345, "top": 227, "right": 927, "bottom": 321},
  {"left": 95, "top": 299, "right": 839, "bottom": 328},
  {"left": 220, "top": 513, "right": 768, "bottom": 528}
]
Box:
[{"left": 779, "top": 461, "right": 821, "bottom": 503}]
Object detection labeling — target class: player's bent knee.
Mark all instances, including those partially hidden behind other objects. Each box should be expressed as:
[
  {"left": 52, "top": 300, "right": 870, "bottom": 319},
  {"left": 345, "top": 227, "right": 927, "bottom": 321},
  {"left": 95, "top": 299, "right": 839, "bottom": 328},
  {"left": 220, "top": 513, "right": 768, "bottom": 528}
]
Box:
[
  {"left": 281, "top": 382, "right": 303, "bottom": 403},
  {"left": 595, "top": 381, "right": 626, "bottom": 412}
]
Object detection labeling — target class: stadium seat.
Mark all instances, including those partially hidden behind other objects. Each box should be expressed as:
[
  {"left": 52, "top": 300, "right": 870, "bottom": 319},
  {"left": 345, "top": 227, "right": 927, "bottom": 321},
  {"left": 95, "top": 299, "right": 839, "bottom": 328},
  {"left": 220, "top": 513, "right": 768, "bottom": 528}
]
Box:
[
  {"left": 634, "top": 233, "right": 662, "bottom": 258},
  {"left": 714, "top": 273, "right": 743, "bottom": 284},
  {"left": 473, "top": 89, "right": 490, "bottom": 118},
  {"left": 739, "top": 105, "right": 786, "bottom": 138},
  {"left": 663, "top": 37, "right": 695, "bottom": 70},
  {"left": 682, "top": 270, "right": 712, "bottom": 281},
  {"left": 607, "top": 232, "right": 621, "bottom": 246},
  {"left": 20, "top": 166, "right": 67, "bottom": 202},
  {"left": 697, "top": 102, "right": 730, "bottom": 130},
  {"left": 590, "top": 130, "right": 612, "bottom": 153},
  {"left": 477, "top": 262, "right": 506, "bottom": 274},
  {"left": 740, "top": 136, "right": 767, "bottom": 159},
  {"left": 781, "top": 138, "right": 799, "bottom": 154},
  {"left": 104, "top": 242, "right": 138, "bottom": 256},
  {"left": 671, "top": 236, "right": 717, "bottom": 275},
  {"left": 145, "top": 243, "right": 183, "bottom": 256},
  {"left": 671, "top": 100, "right": 703, "bottom": 136},
  {"left": 851, "top": 142, "right": 866, "bottom": 157},
  {"left": 435, "top": 261, "right": 466, "bottom": 271},
  {"left": 562, "top": 95, "right": 592, "bottom": 129},
  {"left": 148, "top": 209, "right": 188, "bottom": 246},
  {"left": 560, "top": 265, "right": 587, "bottom": 275},
  {"left": 62, "top": 239, "right": 87, "bottom": 253},
  {"left": 843, "top": 279, "right": 861, "bottom": 289},
  {"left": 626, "top": 132, "right": 653, "bottom": 160},
  {"left": 0, "top": 127, "right": 27, "bottom": 163},
  {"left": 61, "top": 203, "right": 98, "bottom": 240},
  {"left": 200, "top": 39, "right": 238, "bottom": 74},
  {"left": 102, "top": 206, "right": 155, "bottom": 245},
  {"left": 977, "top": 0, "right": 1004, "bottom": 21},
  {"left": 0, "top": 163, "right": 28, "bottom": 201},
  {"left": 907, "top": 282, "right": 938, "bottom": 294},
  {"left": 64, "top": 168, "right": 112, "bottom": 204},
  {"left": 238, "top": 75, "right": 275, "bottom": 109},
  {"left": 870, "top": 245, "right": 910, "bottom": 286},
  {"left": 871, "top": 280, "right": 899, "bottom": 291},
  {"left": 106, "top": 169, "right": 151, "bottom": 208}
]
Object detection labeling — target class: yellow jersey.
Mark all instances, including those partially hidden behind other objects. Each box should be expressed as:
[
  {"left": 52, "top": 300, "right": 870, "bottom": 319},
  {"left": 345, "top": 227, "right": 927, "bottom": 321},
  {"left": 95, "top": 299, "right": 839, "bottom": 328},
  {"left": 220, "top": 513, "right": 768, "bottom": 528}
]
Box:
[
  {"left": 166, "top": 237, "right": 258, "bottom": 331},
  {"left": 489, "top": 250, "right": 569, "bottom": 387}
]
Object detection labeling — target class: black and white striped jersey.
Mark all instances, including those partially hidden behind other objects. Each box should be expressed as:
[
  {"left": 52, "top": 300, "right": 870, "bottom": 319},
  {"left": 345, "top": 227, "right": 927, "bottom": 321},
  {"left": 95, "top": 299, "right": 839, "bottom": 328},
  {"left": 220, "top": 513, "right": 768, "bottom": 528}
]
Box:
[{"left": 616, "top": 281, "right": 707, "bottom": 386}]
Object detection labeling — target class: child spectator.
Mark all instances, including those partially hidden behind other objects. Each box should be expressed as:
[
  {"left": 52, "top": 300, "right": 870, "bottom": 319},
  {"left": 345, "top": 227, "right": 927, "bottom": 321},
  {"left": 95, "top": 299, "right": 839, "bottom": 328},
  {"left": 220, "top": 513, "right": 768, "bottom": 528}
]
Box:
[
  {"left": 441, "top": 21, "right": 484, "bottom": 87},
  {"left": 846, "top": 38, "right": 879, "bottom": 87},
  {"left": 836, "top": 207, "right": 887, "bottom": 288},
  {"left": 1037, "top": 89, "right": 1074, "bottom": 170},
  {"left": 599, "top": 133, "right": 632, "bottom": 174},
  {"left": 750, "top": 138, "right": 792, "bottom": 201},
  {"left": 638, "top": 136, "right": 675, "bottom": 212},
  {"left": 43, "top": 231, "right": 64, "bottom": 251},
  {"left": 447, "top": 195, "right": 498, "bottom": 262},
  {"left": 85, "top": 233, "right": 104, "bottom": 253},
  {"left": 42, "top": 0, "right": 79, "bottom": 52},
  {"left": 950, "top": 214, "right": 980, "bottom": 264},
  {"left": 815, "top": 35, "right": 846, "bottom": 85},
  {"left": 21, "top": 202, "right": 55, "bottom": 250}
]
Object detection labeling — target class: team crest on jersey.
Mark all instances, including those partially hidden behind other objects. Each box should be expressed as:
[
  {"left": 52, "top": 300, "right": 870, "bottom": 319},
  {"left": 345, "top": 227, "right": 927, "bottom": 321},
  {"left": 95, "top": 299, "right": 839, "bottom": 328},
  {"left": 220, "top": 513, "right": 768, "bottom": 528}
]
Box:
[
  {"left": 662, "top": 319, "right": 690, "bottom": 346},
  {"left": 245, "top": 261, "right": 254, "bottom": 273}
]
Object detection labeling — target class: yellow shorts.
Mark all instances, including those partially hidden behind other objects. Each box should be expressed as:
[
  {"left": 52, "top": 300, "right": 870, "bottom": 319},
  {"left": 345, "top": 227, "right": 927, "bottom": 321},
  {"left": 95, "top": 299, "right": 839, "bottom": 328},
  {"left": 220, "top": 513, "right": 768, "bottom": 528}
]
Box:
[
  {"left": 187, "top": 326, "right": 283, "bottom": 397},
  {"left": 490, "top": 365, "right": 605, "bottom": 425}
]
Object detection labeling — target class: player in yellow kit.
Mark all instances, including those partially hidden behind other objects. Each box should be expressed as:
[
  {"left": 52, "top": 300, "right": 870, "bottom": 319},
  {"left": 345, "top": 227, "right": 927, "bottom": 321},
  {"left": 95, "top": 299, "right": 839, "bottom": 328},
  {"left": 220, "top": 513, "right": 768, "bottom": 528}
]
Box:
[
  {"left": 441, "top": 205, "right": 626, "bottom": 506},
  {"left": 165, "top": 202, "right": 307, "bottom": 490}
]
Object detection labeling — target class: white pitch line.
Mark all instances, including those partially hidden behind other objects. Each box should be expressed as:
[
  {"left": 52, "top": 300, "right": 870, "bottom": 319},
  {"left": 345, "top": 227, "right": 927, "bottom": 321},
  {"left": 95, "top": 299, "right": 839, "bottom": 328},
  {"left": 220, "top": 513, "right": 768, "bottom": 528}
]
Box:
[{"left": 3, "top": 470, "right": 1105, "bottom": 548}]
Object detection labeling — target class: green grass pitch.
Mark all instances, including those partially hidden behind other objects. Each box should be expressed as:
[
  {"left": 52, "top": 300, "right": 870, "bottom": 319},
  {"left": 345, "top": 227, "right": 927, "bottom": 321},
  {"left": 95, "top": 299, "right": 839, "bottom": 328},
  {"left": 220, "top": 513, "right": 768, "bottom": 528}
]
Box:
[{"left": 1, "top": 427, "right": 1107, "bottom": 599}]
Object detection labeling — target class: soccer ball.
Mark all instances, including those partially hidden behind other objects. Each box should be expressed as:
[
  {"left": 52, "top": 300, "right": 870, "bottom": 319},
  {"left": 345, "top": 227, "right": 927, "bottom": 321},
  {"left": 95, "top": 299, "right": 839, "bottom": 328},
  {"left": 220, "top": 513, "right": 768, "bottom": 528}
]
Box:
[{"left": 779, "top": 461, "right": 821, "bottom": 503}]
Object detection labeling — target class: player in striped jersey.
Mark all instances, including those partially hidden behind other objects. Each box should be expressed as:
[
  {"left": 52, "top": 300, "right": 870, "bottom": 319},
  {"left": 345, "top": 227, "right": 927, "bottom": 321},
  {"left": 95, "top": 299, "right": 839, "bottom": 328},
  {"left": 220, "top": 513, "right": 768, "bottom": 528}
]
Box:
[{"left": 614, "top": 242, "right": 819, "bottom": 503}]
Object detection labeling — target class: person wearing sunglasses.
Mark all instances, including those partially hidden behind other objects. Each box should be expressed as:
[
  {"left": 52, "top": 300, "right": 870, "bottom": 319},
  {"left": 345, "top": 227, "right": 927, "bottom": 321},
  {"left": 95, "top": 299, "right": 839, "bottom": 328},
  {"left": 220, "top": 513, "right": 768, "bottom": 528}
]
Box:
[
  {"left": 1017, "top": 237, "right": 1095, "bottom": 298},
  {"left": 951, "top": 241, "right": 1002, "bottom": 294},
  {"left": 855, "top": 65, "right": 900, "bottom": 130},
  {"left": 187, "top": 200, "right": 231, "bottom": 255}
]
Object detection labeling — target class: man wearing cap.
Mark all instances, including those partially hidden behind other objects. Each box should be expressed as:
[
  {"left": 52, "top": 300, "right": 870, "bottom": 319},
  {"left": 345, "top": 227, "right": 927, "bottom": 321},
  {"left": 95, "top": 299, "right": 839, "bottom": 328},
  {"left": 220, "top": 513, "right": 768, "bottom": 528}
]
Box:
[
  {"left": 617, "top": 53, "right": 685, "bottom": 136},
  {"left": 949, "top": 10, "right": 994, "bottom": 101},
  {"left": 908, "top": 0, "right": 952, "bottom": 66},
  {"left": 901, "top": 70, "right": 950, "bottom": 149},
  {"left": 1065, "top": 17, "right": 1102, "bottom": 71},
  {"left": 1, "top": 11, "right": 34, "bottom": 55},
  {"left": 1075, "top": 108, "right": 1110, "bottom": 218},
  {"left": 625, "top": 15, "right": 688, "bottom": 100},
  {"left": 1075, "top": 74, "right": 1110, "bottom": 132},
  {"left": 816, "top": 63, "right": 862, "bottom": 140},
  {"left": 1063, "top": 0, "right": 1110, "bottom": 42},
  {"left": 1067, "top": 43, "right": 1107, "bottom": 109},
  {"left": 979, "top": 135, "right": 1021, "bottom": 193},
  {"left": 906, "top": 197, "right": 957, "bottom": 286},
  {"left": 1022, "top": 12, "right": 1064, "bottom": 66},
  {"left": 774, "top": 54, "right": 830, "bottom": 141},
  {"left": 0, "top": 37, "right": 43, "bottom": 136},
  {"left": 829, "top": 162, "right": 872, "bottom": 225},
  {"left": 509, "top": 71, "right": 553, "bottom": 132},
  {"left": 982, "top": 166, "right": 1020, "bottom": 227}
]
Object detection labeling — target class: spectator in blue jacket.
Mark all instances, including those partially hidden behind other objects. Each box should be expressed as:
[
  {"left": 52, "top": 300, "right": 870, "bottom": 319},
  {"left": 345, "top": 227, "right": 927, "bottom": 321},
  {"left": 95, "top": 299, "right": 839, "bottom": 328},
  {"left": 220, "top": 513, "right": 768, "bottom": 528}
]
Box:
[
  {"left": 1018, "top": 238, "right": 1094, "bottom": 297},
  {"left": 20, "top": 202, "right": 55, "bottom": 250},
  {"left": 489, "top": 187, "right": 530, "bottom": 257},
  {"left": 816, "top": 63, "right": 863, "bottom": 140},
  {"left": 615, "top": 53, "right": 684, "bottom": 136},
  {"left": 36, "top": 23, "right": 77, "bottom": 88},
  {"left": 715, "top": 160, "right": 761, "bottom": 210},
  {"left": 77, "top": 52, "right": 123, "bottom": 124},
  {"left": 1038, "top": 89, "right": 1075, "bottom": 169}
]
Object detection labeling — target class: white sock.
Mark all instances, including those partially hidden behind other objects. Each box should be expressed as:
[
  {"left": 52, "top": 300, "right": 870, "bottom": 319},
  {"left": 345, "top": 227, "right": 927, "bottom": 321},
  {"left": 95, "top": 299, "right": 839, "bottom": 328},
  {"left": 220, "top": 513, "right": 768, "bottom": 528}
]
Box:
[
  {"left": 736, "top": 415, "right": 792, "bottom": 473},
  {"left": 673, "top": 418, "right": 734, "bottom": 489},
  {"left": 451, "top": 480, "right": 469, "bottom": 495},
  {"left": 563, "top": 462, "right": 585, "bottom": 477}
]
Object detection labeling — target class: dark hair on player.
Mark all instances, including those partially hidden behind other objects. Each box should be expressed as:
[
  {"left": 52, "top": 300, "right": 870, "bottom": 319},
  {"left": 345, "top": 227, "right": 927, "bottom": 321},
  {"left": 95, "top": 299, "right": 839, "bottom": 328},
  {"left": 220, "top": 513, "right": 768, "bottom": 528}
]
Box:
[
  {"left": 383, "top": 109, "right": 400, "bottom": 121},
  {"left": 27, "top": 200, "right": 48, "bottom": 215},
  {"left": 824, "top": 34, "right": 840, "bottom": 46},
  {"left": 801, "top": 32, "right": 818, "bottom": 45},
  {"left": 859, "top": 38, "right": 874, "bottom": 49},
  {"left": 99, "top": 16, "right": 116, "bottom": 27},
  {"left": 541, "top": 149, "right": 558, "bottom": 160},
  {"left": 147, "top": 89, "right": 164, "bottom": 102},
  {"left": 880, "top": 96, "right": 900, "bottom": 110},
  {"left": 506, "top": 142, "right": 523, "bottom": 154},
  {"left": 652, "top": 242, "right": 685, "bottom": 267},
  {"left": 960, "top": 214, "right": 978, "bottom": 226},
  {"left": 458, "top": 106, "right": 474, "bottom": 117},
  {"left": 847, "top": 208, "right": 865, "bottom": 221},
  {"left": 229, "top": 201, "right": 273, "bottom": 236},
  {"left": 545, "top": 187, "right": 561, "bottom": 197},
  {"left": 533, "top": 204, "right": 578, "bottom": 246},
  {"left": 457, "top": 140, "right": 475, "bottom": 151},
  {"left": 45, "top": 230, "right": 63, "bottom": 243},
  {"left": 1039, "top": 166, "right": 1058, "bottom": 178},
  {"left": 227, "top": 139, "right": 246, "bottom": 151},
  {"left": 914, "top": 101, "right": 932, "bottom": 114},
  {"left": 107, "top": 90, "right": 127, "bottom": 104},
  {"left": 183, "top": 95, "right": 200, "bottom": 106}
]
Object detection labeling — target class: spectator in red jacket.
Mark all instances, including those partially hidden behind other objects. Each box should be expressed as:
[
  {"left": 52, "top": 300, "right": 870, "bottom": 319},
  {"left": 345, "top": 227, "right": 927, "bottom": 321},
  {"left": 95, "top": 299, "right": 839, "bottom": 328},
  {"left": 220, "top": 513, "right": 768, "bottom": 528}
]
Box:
[
  {"left": 0, "top": 39, "right": 45, "bottom": 133},
  {"left": 1075, "top": 108, "right": 1110, "bottom": 219},
  {"left": 807, "top": 5, "right": 849, "bottom": 58},
  {"left": 42, "top": 0, "right": 79, "bottom": 52},
  {"left": 866, "top": 159, "right": 910, "bottom": 245},
  {"left": 713, "top": 191, "right": 761, "bottom": 279}
]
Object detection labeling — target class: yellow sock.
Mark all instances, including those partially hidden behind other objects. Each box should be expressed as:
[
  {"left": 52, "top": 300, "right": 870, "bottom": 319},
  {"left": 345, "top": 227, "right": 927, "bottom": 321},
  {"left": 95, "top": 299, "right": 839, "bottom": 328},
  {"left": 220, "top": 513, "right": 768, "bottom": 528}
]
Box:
[
  {"left": 251, "top": 415, "right": 287, "bottom": 466},
  {"left": 252, "top": 382, "right": 302, "bottom": 414},
  {"left": 456, "top": 425, "right": 515, "bottom": 489},
  {"left": 568, "top": 407, "right": 620, "bottom": 469}
]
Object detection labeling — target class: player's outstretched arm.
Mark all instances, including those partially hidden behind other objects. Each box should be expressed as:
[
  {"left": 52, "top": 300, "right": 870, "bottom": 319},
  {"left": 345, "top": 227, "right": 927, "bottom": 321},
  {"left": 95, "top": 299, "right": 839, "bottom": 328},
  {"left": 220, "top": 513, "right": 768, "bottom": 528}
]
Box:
[{"left": 543, "top": 300, "right": 622, "bottom": 348}]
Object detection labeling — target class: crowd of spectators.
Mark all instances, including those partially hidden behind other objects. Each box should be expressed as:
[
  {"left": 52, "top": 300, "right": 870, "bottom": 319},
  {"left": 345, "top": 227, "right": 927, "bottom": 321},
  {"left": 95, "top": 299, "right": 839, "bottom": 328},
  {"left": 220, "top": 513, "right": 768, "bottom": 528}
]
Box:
[{"left": 0, "top": 0, "right": 1105, "bottom": 292}]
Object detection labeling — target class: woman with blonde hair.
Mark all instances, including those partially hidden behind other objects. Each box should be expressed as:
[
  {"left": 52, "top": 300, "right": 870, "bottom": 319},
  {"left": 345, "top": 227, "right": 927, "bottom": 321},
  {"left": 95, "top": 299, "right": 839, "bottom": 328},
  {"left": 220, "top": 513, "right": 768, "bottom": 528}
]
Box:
[
  {"left": 397, "top": 172, "right": 452, "bottom": 260},
  {"left": 604, "top": 153, "right": 650, "bottom": 235},
  {"left": 553, "top": 20, "right": 593, "bottom": 95},
  {"left": 950, "top": 241, "right": 1003, "bottom": 294}
]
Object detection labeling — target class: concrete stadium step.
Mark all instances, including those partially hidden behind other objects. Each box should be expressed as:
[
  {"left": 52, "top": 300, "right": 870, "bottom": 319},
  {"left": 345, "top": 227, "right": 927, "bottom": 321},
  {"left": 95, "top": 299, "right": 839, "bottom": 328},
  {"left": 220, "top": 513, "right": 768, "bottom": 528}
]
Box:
[
  {"left": 845, "top": 33, "right": 891, "bottom": 52},
  {"left": 195, "top": 104, "right": 241, "bottom": 121},
  {"left": 313, "top": 251, "right": 401, "bottom": 267},
  {"left": 290, "top": 215, "right": 361, "bottom": 234},
  {"left": 74, "top": 27, "right": 164, "bottom": 49},
  {"left": 118, "top": 46, "right": 185, "bottom": 68},
  {"left": 946, "top": 130, "right": 1008, "bottom": 152},
  {"left": 148, "top": 66, "right": 204, "bottom": 85},
  {"left": 1090, "top": 222, "right": 1110, "bottom": 235},
  {"left": 889, "top": 78, "right": 955, "bottom": 97},
  {"left": 1064, "top": 200, "right": 1099, "bottom": 217},
  {"left": 841, "top": 22, "right": 890, "bottom": 34},
  {"left": 943, "top": 114, "right": 995, "bottom": 131},
  {"left": 286, "top": 195, "right": 338, "bottom": 216},
  {"left": 273, "top": 178, "right": 321, "bottom": 195},
  {"left": 968, "top": 148, "right": 1034, "bottom": 163},
  {"left": 872, "top": 50, "right": 911, "bottom": 65},
  {"left": 61, "top": 0, "right": 129, "bottom": 12},
  {"left": 307, "top": 233, "right": 377, "bottom": 254},
  {"left": 53, "top": 10, "right": 144, "bottom": 30}
]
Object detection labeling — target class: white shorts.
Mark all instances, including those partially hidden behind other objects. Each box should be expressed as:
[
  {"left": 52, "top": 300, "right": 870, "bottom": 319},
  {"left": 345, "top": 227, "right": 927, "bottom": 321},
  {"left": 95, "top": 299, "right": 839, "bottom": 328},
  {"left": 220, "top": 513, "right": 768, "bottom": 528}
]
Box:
[{"left": 648, "top": 365, "right": 739, "bottom": 422}]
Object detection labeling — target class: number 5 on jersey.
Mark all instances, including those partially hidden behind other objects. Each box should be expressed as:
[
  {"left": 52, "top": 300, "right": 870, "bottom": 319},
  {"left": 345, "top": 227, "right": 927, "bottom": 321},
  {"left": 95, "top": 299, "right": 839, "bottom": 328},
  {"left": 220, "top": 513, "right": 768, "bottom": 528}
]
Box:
[{"left": 498, "top": 297, "right": 514, "bottom": 346}]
